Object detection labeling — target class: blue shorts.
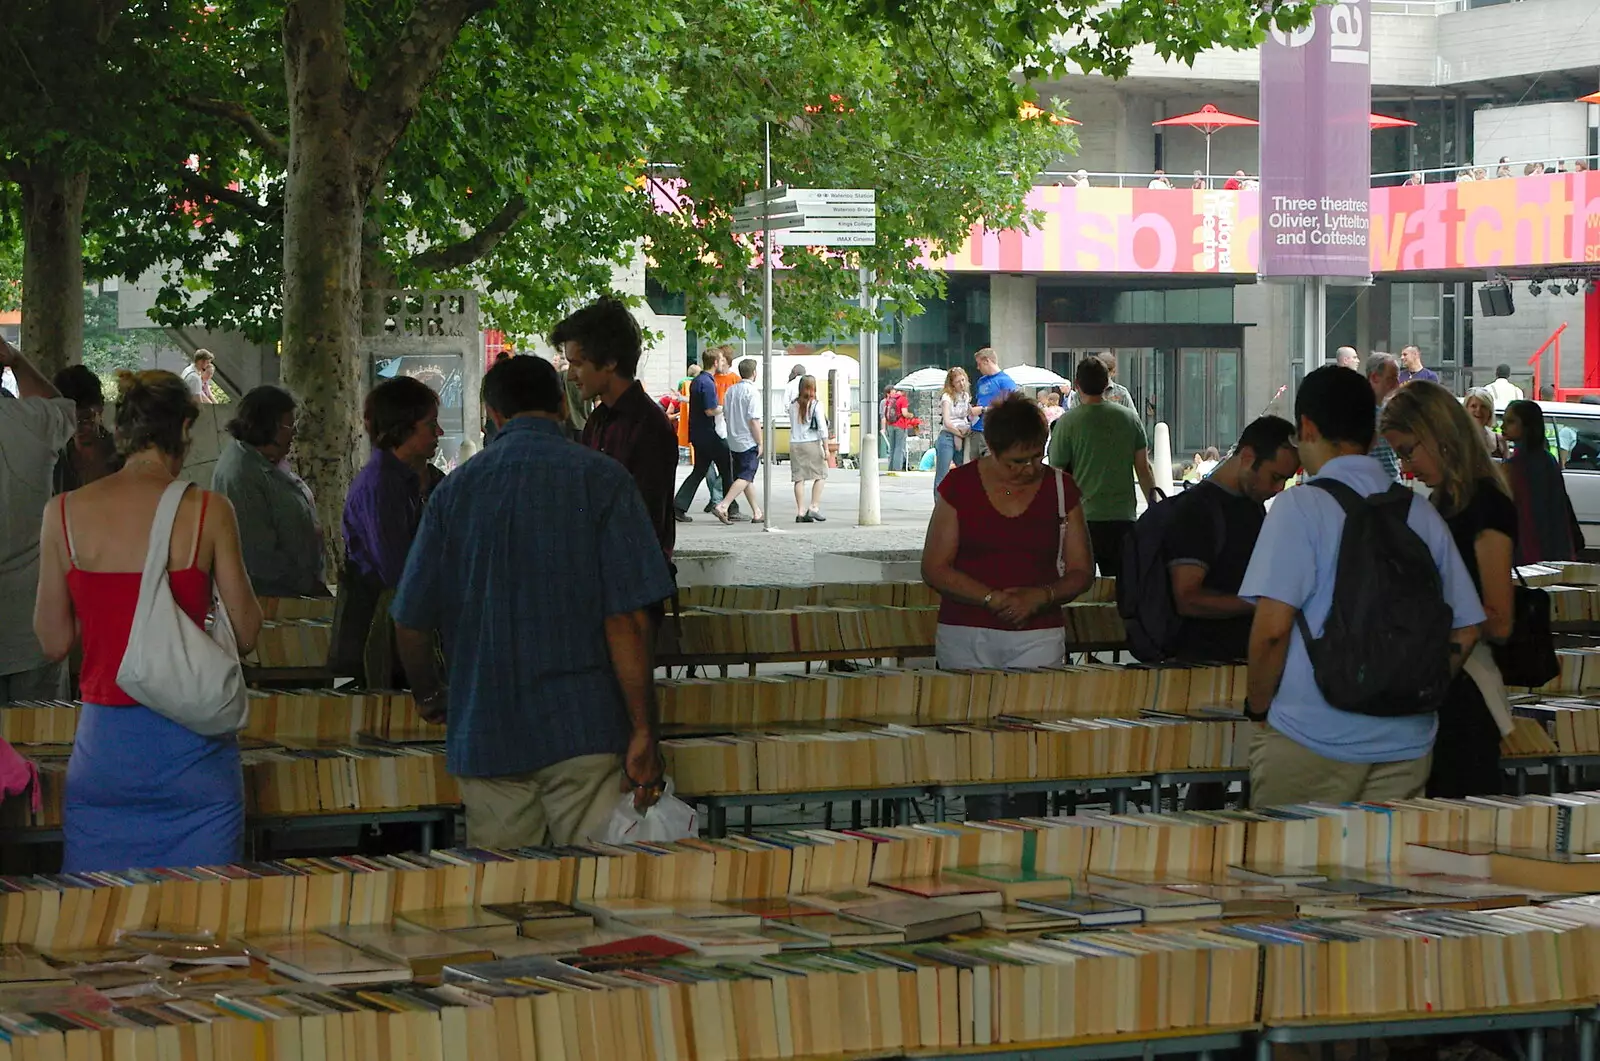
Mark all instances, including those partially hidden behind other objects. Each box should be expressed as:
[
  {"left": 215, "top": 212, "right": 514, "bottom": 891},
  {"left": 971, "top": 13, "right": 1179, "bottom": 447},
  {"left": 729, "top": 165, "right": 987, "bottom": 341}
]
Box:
[{"left": 732, "top": 446, "right": 759, "bottom": 483}]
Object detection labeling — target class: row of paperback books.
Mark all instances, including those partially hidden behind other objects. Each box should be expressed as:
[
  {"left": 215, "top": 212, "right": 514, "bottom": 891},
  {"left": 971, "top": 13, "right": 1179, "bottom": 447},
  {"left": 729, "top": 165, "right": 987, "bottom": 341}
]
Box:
[
  {"left": 657, "top": 662, "right": 1245, "bottom": 728},
  {"left": 0, "top": 691, "right": 444, "bottom": 749},
  {"left": 0, "top": 842, "right": 1597, "bottom": 1057},
  {"left": 1513, "top": 696, "right": 1600, "bottom": 754},
  {"left": 0, "top": 801, "right": 1597, "bottom": 951},
  {"left": 259, "top": 596, "right": 337, "bottom": 621},
  {"left": 664, "top": 606, "right": 939, "bottom": 658},
  {"left": 662, "top": 719, "right": 1252, "bottom": 795},
  {"left": 675, "top": 577, "right": 1119, "bottom": 612},
  {"left": 0, "top": 743, "right": 458, "bottom": 828},
  {"left": 246, "top": 620, "right": 332, "bottom": 670}
]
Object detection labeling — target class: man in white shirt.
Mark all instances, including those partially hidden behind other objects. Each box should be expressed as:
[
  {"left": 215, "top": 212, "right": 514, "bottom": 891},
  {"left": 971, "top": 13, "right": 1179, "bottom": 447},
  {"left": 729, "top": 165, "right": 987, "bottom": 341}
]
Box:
[
  {"left": 0, "top": 338, "right": 76, "bottom": 701},
  {"left": 1148, "top": 169, "right": 1174, "bottom": 189},
  {"left": 180, "top": 349, "right": 216, "bottom": 404},
  {"left": 1485, "top": 363, "right": 1524, "bottom": 409},
  {"left": 713, "top": 359, "right": 765, "bottom": 525},
  {"left": 784, "top": 364, "right": 805, "bottom": 409}
]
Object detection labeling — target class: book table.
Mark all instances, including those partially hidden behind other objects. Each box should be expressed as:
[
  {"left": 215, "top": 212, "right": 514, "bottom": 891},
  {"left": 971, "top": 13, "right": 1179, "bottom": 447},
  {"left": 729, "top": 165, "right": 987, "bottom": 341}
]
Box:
[
  {"left": 908, "top": 1024, "right": 1256, "bottom": 1061},
  {"left": 1252, "top": 1004, "right": 1584, "bottom": 1061}
]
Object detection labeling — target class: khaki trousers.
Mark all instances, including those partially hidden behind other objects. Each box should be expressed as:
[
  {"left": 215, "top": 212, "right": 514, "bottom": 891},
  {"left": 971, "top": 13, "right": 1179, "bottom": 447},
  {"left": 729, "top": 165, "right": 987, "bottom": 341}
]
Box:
[
  {"left": 1248, "top": 725, "right": 1431, "bottom": 809},
  {"left": 457, "top": 753, "right": 624, "bottom": 847}
]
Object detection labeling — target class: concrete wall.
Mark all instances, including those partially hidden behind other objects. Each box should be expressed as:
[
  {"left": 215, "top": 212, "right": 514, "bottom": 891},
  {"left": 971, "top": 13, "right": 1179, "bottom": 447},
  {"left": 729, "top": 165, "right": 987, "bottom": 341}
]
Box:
[
  {"left": 1472, "top": 284, "right": 1589, "bottom": 391},
  {"left": 989, "top": 275, "right": 1040, "bottom": 367},
  {"left": 1472, "top": 101, "right": 1591, "bottom": 170},
  {"left": 119, "top": 268, "right": 279, "bottom": 399},
  {"left": 1435, "top": 0, "right": 1600, "bottom": 86},
  {"left": 612, "top": 249, "right": 686, "bottom": 398},
  {"left": 1234, "top": 281, "right": 1300, "bottom": 422}
]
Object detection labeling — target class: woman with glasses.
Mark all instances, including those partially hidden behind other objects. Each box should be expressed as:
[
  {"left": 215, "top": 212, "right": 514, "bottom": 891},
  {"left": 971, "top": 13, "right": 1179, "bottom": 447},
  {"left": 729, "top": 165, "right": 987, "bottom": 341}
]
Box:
[
  {"left": 51, "top": 365, "right": 118, "bottom": 493},
  {"left": 211, "top": 385, "right": 326, "bottom": 597}
]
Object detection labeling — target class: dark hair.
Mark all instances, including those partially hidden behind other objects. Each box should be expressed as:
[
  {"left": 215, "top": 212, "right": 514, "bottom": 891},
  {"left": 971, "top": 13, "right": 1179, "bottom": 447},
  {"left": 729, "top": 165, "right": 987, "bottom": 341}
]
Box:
[
  {"left": 1506, "top": 399, "right": 1551, "bottom": 460},
  {"left": 983, "top": 393, "right": 1049, "bottom": 455},
  {"left": 483, "top": 354, "right": 564, "bottom": 419},
  {"left": 549, "top": 296, "right": 643, "bottom": 379},
  {"left": 738, "top": 359, "right": 756, "bottom": 381},
  {"left": 788, "top": 364, "right": 805, "bottom": 380},
  {"left": 1074, "top": 356, "right": 1109, "bottom": 397},
  {"left": 192, "top": 349, "right": 214, "bottom": 365},
  {"left": 364, "top": 376, "right": 440, "bottom": 450},
  {"left": 227, "top": 385, "right": 297, "bottom": 447},
  {"left": 1295, "top": 365, "right": 1375, "bottom": 450},
  {"left": 53, "top": 365, "right": 104, "bottom": 410},
  {"left": 1235, "top": 415, "right": 1297, "bottom": 469},
  {"left": 114, "top": 370, "right": 198, "bottom": 459},
  {"left": 700, "top": 348, "right": 721, "bottom": 370},
  {"left": 1496, "top": 363, "right": 1512, "bottom": 379}
]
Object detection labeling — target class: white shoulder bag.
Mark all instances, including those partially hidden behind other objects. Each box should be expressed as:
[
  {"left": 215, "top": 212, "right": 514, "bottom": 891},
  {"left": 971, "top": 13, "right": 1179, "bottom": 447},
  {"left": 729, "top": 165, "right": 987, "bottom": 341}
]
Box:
[{"left": 116, "top": 480, "right": 248, "bottom": 736}]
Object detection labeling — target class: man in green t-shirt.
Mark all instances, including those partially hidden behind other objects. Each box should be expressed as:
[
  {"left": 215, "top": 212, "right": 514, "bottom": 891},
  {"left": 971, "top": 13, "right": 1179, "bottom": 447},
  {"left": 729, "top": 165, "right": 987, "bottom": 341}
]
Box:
[{"left": 1047, "top": 356, "right": 1158, "bottom": 576}]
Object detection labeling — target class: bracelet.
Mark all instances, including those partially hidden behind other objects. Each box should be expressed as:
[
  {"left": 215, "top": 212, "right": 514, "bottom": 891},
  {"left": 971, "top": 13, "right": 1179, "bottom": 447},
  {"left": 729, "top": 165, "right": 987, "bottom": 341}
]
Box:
[
  {"left": 983, "top": 591, "right": 995, "bottom": 607},
  {"left": 1044, "top": 585, "right": 1057, "bottom": 606}
]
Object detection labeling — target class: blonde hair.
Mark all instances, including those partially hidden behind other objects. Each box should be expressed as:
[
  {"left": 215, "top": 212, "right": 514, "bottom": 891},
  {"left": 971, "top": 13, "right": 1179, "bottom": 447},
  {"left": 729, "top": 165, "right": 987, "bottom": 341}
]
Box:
[
  {"left": 795, "top": 374, "right": 818, "bottom": 422},
  {"left": 942, "top": 367, "right": 969, "bottom": 399},
  {"left": 1379, "top": 380, "right": 1508, "bottom": 517}
]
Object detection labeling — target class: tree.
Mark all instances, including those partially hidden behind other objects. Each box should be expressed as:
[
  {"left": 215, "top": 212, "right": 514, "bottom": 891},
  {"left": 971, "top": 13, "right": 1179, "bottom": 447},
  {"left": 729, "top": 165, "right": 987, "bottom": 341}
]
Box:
[
  {"left": 81, "top": 0, "right": 1314, "bottom": 555},
  {"left": 0, "top": 1, "right": 197, "bottom": 374}
]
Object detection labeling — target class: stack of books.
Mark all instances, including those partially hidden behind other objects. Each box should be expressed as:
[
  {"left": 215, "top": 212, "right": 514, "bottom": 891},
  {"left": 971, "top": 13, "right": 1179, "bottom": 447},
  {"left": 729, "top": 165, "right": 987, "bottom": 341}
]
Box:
[
  {"left": 665, "top": 605, "right": 940, "bottom": 658},
  {"left": 0, "top": 699, "right": 79, "bottom": 745},
  {"left": 258, "top": 596, "right": 337, "bottom": 621},
  {"left": 1513, "top": 698, "right": 1600, "bottom": 754},
  {"left": 677, "top": 576, "right": 1118, "bottom": 610},
  {"left": 663, "top": 719, "right": 1252, "bottom": 795},
  {"left": 242, "top": 743, "right": 459, "bottom": 815},
  {"left": 1061, "top": 603, "right": 1127, "bottom": 644},
  {"left": 244, "top": 620, "right": 332, "bottom": 669}
]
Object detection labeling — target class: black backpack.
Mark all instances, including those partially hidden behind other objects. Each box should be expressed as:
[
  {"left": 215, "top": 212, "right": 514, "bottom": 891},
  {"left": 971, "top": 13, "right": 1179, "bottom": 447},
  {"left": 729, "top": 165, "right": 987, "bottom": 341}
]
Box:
[
  {"left": 1296, "top": 480, "right": 1456, "bottom": 717},
  {"left": 1118, "top": 484, "right": 1224, "bottom": 663}
]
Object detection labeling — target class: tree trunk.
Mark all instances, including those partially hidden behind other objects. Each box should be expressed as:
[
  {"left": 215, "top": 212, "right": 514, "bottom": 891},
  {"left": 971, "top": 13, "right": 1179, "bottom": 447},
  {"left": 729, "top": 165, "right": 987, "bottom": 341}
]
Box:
[
  {"left": 19, "top": 165, "right": 88, "bottom": 377},
  {"left": 282, "top": 0, "right": 365, "bottom": 577}
]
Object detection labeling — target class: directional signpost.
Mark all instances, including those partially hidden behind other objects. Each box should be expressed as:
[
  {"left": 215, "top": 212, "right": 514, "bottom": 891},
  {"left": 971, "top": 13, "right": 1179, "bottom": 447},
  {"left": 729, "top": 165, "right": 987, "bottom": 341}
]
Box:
[{"left": 739, "top": 182, "right": 879, "bottom": 527}]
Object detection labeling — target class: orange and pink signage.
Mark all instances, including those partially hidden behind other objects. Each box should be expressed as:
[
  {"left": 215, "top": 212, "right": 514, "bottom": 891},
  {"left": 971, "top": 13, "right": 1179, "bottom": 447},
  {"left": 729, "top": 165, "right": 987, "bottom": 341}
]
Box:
[{"left": 936, "top": 172, "right": 1600, "bottom": 275}]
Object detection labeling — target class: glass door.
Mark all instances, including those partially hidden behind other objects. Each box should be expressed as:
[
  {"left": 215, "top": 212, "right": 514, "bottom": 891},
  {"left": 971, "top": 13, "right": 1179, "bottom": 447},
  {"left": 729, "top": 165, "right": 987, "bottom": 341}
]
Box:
[{"left": 1176, "top": 348, "right": 1243, "bottom": 455}]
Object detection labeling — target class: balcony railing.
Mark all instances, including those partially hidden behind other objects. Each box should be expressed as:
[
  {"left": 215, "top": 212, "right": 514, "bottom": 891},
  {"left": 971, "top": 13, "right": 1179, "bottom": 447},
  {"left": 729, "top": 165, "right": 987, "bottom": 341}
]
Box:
[{"left": 1037, "top": 154, "right": 1595, "bottom": 190}]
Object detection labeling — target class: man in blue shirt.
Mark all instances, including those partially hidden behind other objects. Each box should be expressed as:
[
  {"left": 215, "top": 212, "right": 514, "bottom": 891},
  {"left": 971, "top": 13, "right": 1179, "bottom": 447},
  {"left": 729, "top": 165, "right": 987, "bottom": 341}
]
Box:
[
  {"left": 1398, "top": 345, "right": 1440, "bottom": 385},
  {"left": 672, "top": 349, "right": 733, "bottom": 521},
  {"left": 969, "top": 347, "right": 1018, "bottom": 458},
  {"left": 1240, "top": 365, "right": 1484, "bottom": 808},
  {"left": 392, "top": 356, "right": 677, "bottom": 847}
]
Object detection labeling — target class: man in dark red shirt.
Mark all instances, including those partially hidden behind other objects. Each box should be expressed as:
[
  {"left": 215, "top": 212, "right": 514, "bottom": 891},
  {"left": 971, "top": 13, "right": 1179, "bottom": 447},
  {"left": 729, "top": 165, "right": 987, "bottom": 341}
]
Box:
[{"left": 555, "top": 297, "right": 679, "bottom": 560}]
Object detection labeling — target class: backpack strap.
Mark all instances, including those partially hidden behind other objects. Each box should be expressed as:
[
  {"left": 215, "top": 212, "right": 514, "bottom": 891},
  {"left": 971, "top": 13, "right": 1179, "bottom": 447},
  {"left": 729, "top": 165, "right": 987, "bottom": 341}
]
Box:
[{"left": 1302, "top": 476, "right": 1365, "bottom": 515}]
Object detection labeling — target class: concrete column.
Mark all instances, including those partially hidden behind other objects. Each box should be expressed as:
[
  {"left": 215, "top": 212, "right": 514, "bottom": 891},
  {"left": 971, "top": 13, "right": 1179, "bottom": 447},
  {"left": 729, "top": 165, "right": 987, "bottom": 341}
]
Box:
[{"left": 989, "top": 274, "right": 1039, "bottom": 367}]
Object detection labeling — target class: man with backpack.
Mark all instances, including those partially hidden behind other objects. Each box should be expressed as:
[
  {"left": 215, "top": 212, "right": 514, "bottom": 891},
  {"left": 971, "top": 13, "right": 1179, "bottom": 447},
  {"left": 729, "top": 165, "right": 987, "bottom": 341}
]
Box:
[
  {"left": 1121, "top": 416, "right": 1299, "bottom": 663},
  {"left": 1239, "top": 365, "right": 1484, "bottom": 808}
]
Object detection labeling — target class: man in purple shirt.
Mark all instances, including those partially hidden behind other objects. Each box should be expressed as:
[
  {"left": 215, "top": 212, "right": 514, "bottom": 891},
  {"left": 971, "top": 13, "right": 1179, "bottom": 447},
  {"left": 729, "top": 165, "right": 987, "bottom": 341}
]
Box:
[
  {"left": 1398, "top": 345, "right": 1440, "bottom": 385},
  {"left": 337, "top": 376, "right": 444, "bottom": 682}
]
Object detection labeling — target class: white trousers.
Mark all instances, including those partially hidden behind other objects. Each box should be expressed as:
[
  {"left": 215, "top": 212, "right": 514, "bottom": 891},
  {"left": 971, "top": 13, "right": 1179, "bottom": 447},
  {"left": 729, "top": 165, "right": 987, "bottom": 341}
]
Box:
[{"left": 935, "top": 623, "right": 1067, "bottom": 670}]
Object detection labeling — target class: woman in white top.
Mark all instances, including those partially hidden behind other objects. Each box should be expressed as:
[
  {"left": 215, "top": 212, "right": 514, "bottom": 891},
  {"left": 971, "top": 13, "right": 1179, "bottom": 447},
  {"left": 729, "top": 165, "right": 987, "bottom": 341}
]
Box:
[
  {"left": 935, "top": 367, "right": 972, "bottom": 490},
  {"left": 788, "top": 375, "right": 829, "bottom": 523}
]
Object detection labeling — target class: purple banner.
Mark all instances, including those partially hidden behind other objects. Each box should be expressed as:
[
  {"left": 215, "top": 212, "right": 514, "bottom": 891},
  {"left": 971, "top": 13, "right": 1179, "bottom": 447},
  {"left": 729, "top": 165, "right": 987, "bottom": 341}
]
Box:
[{"left": 1259, "top": 0, "right": 1372, "bottom": 277}]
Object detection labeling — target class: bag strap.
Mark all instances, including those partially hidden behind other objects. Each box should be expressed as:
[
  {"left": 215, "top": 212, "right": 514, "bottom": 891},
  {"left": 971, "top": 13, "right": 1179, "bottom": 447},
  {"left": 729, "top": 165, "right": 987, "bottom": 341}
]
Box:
[
  {"left": 1303, "top": 476, "right": 1365, "bottom": 516},
  {"left": 133, "top": 481, "right": 191, "bottom": 616},
  {"left": 1055, "top": 467, "right": 1068, "bottom": 577},
  {"left": 59, "top": 495, "right": 77, "bottom": 568}
]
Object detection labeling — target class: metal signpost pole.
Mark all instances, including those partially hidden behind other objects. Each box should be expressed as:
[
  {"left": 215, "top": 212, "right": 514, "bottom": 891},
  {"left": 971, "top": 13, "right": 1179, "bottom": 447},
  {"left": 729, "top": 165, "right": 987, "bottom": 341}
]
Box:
[
  {"left": 761, "top": 123, "right": 775, "bottom": 533},
  {"left": 857, "top": 266, "right": 881, "bottom": 526}
]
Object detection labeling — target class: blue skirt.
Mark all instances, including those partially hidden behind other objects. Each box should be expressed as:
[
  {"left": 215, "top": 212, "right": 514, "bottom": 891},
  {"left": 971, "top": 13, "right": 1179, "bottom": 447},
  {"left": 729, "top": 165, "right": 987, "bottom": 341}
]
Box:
[{"left": 64, "top": 703, "right": 244, "bottom": 873}]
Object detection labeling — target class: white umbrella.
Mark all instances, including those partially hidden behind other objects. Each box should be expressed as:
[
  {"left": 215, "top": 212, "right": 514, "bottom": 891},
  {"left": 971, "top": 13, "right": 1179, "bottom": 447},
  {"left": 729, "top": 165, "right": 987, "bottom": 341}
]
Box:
[
  {"left": 893, "top": 368, "right": 949, "bottom": 390},
  {"left": 1004, "top": 365, "right": 1070, "bottom": 388}
]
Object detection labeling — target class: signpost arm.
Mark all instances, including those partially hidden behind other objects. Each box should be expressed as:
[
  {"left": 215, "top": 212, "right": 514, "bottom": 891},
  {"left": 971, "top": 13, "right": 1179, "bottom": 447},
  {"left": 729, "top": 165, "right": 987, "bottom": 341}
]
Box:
[
  {"left": 857, "top": 266, "right": 881, "bottom": 526},
  {"left": 761, "top": 122, "right": 775, "bottom": 533}
]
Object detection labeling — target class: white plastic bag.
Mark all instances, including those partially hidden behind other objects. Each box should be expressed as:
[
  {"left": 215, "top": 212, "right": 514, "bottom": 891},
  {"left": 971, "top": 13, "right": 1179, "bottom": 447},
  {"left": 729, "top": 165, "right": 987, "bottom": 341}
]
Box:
[{"left": 595, "top": 778, "right": 697, "bottom": 844}]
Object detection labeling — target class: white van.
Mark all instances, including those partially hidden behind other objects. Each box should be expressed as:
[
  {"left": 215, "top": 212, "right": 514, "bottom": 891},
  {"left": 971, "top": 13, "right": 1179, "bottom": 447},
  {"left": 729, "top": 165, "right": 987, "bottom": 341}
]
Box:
[{"left": 727, "top": 350, "right": 860, "bottom": 458}]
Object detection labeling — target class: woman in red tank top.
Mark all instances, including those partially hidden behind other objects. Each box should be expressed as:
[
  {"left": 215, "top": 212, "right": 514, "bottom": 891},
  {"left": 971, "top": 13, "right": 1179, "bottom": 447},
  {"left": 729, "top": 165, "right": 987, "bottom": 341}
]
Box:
[
  {"left": 923, "top": 393, "right": 1095, "bottom": 665},
  {"left": 33, "top": 371, "right": 262, "bottom": 873}
]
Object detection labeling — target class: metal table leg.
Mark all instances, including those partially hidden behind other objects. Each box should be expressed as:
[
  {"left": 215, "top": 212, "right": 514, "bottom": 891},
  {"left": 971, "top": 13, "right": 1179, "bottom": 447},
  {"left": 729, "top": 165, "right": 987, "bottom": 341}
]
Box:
[
  {"left": 1528, "top": 1026, "right": 1545, "bottom": 1061},
  {"left": 742, "top": 806, "right": 753, "bottom": 835},
  {"left": 824, "top": 803, "right": 833, "bottom": 830},
  {"left": 1110, "top": 787, "right": 1129, "bottom": 813},
  {"left": 932, "top": 794, "right": 946, "bottom": 822},
  {"left": 707, "top": 803, "right": 728, "bottom": 839},
  {"left": 1256, "top": 1034, "right": 1273, "bottom": 1061},
  {"left": 420, "top": 820, "right": 435, "bottom": 852},
  {"left": 851, "top": 801, "right": 862, "bottom": 829},
  {"left": 1578, "top": 1011, "right": 1596, "bottom": 1061}
]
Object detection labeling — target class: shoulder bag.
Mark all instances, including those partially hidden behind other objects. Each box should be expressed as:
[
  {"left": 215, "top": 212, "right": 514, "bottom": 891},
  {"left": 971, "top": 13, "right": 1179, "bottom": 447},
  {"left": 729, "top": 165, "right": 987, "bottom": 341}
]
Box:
[
  {"left": 1490, "top": 567, "right": 1560, "bottom": 689},
  {"left": 117, "top": 480, "right": 249, "bottom": 736}
]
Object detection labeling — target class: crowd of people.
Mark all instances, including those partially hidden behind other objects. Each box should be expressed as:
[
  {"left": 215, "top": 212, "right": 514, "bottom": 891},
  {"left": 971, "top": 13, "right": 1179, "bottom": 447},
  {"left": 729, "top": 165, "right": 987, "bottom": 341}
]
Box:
[
  {"left": 3, "top": 296, "right": 1591, "bottom": 868},
  {"left": 921, "top": 345, "right": 1581, "bottom": 812}
]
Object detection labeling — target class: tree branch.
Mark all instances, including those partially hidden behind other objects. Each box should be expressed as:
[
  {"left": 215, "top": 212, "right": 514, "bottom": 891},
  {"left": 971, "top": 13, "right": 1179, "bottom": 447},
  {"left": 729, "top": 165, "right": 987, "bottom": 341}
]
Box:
[
  {"left": 351, "top": 0, "right": 491, "bottom": 193},
  {"left": 405, "top": 196, "right": 529, "bottom": 273},
  {"left": 176, "top": 169, "right": 275, "bottom": 222},
  {"left": 177, "top": 97, "right": 289, "bottom": 160}
]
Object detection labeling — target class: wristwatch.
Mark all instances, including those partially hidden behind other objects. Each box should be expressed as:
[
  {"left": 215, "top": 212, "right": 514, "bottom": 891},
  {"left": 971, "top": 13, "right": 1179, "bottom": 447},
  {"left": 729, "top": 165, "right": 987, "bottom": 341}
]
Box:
[{"left": 1243, "top": 697, "right": 1268, "bottom": 723}]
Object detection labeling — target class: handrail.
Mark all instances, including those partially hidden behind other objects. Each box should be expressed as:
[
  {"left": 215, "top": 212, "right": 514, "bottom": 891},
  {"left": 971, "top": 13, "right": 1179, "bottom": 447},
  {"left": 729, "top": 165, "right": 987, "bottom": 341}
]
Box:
[
  {"left": 1527, "top": 322, "right": 1569, "bottom": 400},
  {"left": 1036, "top": 154, "right": 1596, "bottom": 190}
]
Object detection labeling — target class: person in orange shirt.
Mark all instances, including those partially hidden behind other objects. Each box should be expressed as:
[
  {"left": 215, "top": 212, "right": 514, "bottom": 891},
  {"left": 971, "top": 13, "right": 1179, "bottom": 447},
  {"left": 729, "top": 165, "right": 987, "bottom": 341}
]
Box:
[{"left": 710, "top": 347, "right": 745, "bottom": 519}]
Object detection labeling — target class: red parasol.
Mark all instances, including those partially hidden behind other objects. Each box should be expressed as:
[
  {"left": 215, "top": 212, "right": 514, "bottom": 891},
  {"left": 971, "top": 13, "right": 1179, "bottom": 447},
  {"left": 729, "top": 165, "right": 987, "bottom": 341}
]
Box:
[
  {"left": 1578, "top": 92, "right": 1600, "bottom": 105},
  {"left": 1019, "top": 101, "right": 1081, "bottom": 126},
  {"left": 1152, "top": 104, "right": 1258, "bottom": 182},
  {"left": 1369, "top": 112, "right": 1417, "bottom": 129}
]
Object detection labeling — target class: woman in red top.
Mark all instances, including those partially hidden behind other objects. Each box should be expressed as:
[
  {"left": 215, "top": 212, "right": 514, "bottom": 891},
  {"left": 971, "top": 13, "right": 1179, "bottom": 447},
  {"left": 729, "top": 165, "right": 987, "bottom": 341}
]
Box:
[
  {"left": 921, "top": 394, "right": 1094, "bottom": 671},
  {"left": 33, "top": 371, "right": 261, "bottom": 873}
]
